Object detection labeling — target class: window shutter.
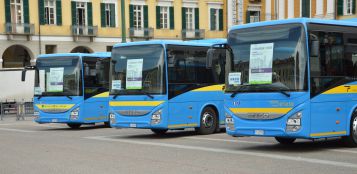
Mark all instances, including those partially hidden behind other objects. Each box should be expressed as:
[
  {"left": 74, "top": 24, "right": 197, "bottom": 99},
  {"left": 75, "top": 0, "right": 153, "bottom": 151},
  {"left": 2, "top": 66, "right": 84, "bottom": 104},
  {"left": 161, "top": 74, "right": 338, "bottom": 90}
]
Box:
[
  {"left": 101, "top": 3, "right": 106, "bottom": 27},
  {"left": 337, "top": 0, "right": 344, "bottom": 15},
  {"left": 156, "top": 6, "right": 161, "bottom": 29},
  {"left": 39, "top": 0, "right": 45, "bottom": 25},
  {"left": 219, "top": 9, "right": 223, "bottom": 31},
  {"left": 71, "top": 1, "right": 76, "bottom": 25},
  {"left": 23, "top": 0, "right": 29, "bottom": 24},
  {"left": 246, "top": 11, "right": 250, "bottom": 24},
  {"left": 144, "top": 5, "right": 148, "bottom": 28},
  {"left": 169, "top": 7, "right": 174, "bottom": 30},
  {"left": 87, "top": 2, "right": 93, "bottom": 26},
  {"left": 110, "top": 4, "right": 116, "bottom": 27},
  {"left": 129, "top": 5, "right": 134, "bottom": 28},
  {"left": 194, "top": 8, "right": 199, "bottom": 29},
  {"left": 353, "top": 0, "right": 356, "bottom": 14},
  {"left": 210, "top": 8, "right": 215, "bottom": 30},
  {"left": 5, "top": 0, "right": 11, "bottom": 23},
  {"left": 302, "top": 0, "right": 310, "bottom": 17},
  {"left": 56, "top": 0, "right": 62, "bottom": 25},
  {"left": 181, "top": 7, "right": 186, "bottom": 30}
]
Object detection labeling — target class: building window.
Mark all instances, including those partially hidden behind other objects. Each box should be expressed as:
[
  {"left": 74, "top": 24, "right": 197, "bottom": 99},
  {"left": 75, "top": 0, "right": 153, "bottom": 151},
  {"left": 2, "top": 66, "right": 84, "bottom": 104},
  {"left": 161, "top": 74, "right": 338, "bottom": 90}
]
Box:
[
  {"left": 10, "top": 0, "right": 23, "bottom": 24},
  {"left": 249, "top": 11, "right": 260, "bottom": 23},
  {"left": 344, "top": 0, "right": 354, "bottom": 15},
  {"left": 76, "top": 2, "right": 86, "bottom": 26},
  {"left": 45, "top": 45, "right": 57, "bottom": 54},
  {"left": 133, "top": 5, "right": 143, "bottom": 29},
  {"left": 105, "top": 4, "right": 111, "bottom": 26},
  {"left": 106, "top": 46, "right": 113, "bottom": 52},
  {"left": 210, "top": 8, "right": 219, "bottom": 31},
  {"left": 186, "top": 8, "right": 194, "bottom": 30},
  {"left": 44, "top": 0, "right": 56, "bottom": 25},
  {"left": 160, "top": 6, "right": 169, "bottom": 29}
]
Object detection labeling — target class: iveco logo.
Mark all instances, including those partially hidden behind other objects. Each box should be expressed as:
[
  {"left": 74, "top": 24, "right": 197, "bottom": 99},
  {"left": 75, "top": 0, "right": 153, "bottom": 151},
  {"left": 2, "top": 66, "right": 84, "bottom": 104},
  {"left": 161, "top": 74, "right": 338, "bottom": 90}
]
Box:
[
  {"left": 248, "top": 113, "right": 270, "bottom": 119},
  {"left": 233, "top": 101, "right": 240, "bottom": 106}
]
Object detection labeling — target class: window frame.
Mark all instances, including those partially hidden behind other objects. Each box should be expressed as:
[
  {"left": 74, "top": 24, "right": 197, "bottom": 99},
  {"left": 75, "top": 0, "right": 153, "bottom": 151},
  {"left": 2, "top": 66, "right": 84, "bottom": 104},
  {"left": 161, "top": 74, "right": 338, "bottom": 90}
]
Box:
[
  {"left": 133, "top": 5, "right": 143, "bottom": 30},
  {"left": 160, "top": 6, "right": 170, "bottom": 29},
  {"left": 10, "top": 0, "right": 23, "bottom": 24},
  {"left": 344, "top": 0, "right": 354, "bottom": 15},
  {"left": 44, "top": 0, "right": 57, "bottom": 25},
  {"left": 76, "top": 2, "right": 87, "bottom": 26},
  {"left": 186, "top": 8, "right": 195, "bottom": 30}
]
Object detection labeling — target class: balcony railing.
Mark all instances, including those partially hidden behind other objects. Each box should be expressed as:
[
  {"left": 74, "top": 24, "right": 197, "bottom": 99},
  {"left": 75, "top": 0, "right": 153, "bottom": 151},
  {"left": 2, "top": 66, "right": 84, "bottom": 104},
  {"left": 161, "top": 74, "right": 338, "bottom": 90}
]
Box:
[
  {"left": 182, "top": 29, "right": 205, "bottom": 40},
  {"left": 5, "top": 23, "right": 34, "bottom": 35},
  {"left": 71, "top": 25, "right": 98, "bottom": 37},
  {"left": 129, "top": 27, "right": 154, "bottom": 39}
]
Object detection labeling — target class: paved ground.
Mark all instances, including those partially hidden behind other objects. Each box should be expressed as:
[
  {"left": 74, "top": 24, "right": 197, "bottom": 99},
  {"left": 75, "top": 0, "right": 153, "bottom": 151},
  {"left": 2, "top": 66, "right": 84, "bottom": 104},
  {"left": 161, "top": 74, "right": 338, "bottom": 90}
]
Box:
[{"left": 1, "top": 116, "right": 357, "bottom": 174}]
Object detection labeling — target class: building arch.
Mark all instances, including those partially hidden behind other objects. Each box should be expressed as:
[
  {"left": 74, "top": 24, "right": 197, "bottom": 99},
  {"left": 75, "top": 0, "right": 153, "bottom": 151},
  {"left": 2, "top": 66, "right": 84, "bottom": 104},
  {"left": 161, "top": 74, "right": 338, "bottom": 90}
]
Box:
[
  {"left": 70, "top": 46, "right": 94, "bottom": 53},
  {"left": 2, "top": 45, "right": 34, "bottom": 68}
]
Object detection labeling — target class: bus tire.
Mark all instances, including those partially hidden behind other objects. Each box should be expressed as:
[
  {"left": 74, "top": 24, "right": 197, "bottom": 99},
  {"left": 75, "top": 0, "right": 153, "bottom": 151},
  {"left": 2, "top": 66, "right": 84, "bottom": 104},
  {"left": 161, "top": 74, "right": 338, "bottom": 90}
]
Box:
[
  {"left": 67, "top": 123, "right": 81, "bottom": 129},
  {"left": 196, "top": 107, "right": 218, "bottom": 135},
  {"left": 151, "top": 129, "right": 168, "bottom": 135},
  {"left": 275, "top": 137, "right": 296, "bottom": 144},
  {"left": 341, "top": 112, "right": 357, "bottom": 147}
]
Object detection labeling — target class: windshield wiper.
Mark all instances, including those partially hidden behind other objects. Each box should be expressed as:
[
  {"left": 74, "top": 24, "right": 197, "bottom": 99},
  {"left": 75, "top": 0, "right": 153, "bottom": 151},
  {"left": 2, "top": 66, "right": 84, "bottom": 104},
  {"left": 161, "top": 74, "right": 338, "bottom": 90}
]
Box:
[
  {"left": 140, "top": 90, "right": 154, "bottom": 99},
  {"left": 36, "top": 95, "right": 43, "bottom": 100},
  {"left": 65, "top": 95, "right": 73, "bottom": 100},
  {"left": 278, "top": 90, "right": 290, "bottom": 97},
  {"left": 113, "top": 94, "right": 120, "bottom": 99},
  {"left": 230, "top": 91, "right": 239, "bottom": 98}
]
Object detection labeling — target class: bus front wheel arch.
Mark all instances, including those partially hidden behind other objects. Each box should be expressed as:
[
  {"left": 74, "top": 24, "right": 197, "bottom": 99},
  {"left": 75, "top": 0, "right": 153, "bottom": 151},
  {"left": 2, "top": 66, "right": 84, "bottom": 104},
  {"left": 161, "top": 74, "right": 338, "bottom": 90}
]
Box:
[
  {"left": 341, "top": 112, "right": 357, "bottom": 147},
  {"left": 195, "top": 106, "right": 218, "bottom": 135}
]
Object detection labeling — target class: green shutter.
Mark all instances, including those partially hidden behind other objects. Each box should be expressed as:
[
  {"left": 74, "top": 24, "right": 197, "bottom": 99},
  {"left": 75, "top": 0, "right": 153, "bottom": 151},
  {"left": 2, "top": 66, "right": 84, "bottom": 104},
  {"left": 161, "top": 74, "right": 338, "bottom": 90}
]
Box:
[
  {"left": 110, "top": 4, "right": 115, "bottom": 27},
  {"left": 144, "top": 5, "right": 148, "bottom": 28},
  {"left": 87, "top": 2, "right": 93, "bottom": 26},
  {"left": 129, "top": 5, "right": 134, "bottom": 28},
  {"left": 169, "top": 7, "right": 174, "bottom": 30},
  {"left": 302, "top": 0, "right": 310, "bottom": 17},
  {"left": 353, "top": 0, "right": 356, "bottom": 14},
  {"left": 71, "top": 1, "right": 76, "bottom": 25},
  {"left": 56, "top": 0, "right": 62, "bottom": 25},
  {"left": 210, "top": 8, "right": 215, "bottom": 30},
  {"left": 39, "top": 0, "right": 45, "bottom": 25},
  {"left": 23, "top": 0, "right": 30, "bottom": 33},
  {"left": 194, "top": 8, "right": 199, "bottom": 29},
  {"left": 181, "top": 7, "right": 186, "bottom": 30},
  {"left": 156, "top": 6, "right": 161, "bottom": 29},
  {"left": 246, "top": 11, "right": 250, "bottom": 24},
  {"left": 219, "top": 9, "right": 223, "bottom": 31},
  {"left": 5, "top": 0, "right": 11, "bottom": 23},
  {"left": 101, "top": 3, "right": 106, "bottom": 27},
  {"left": 337, "top": 0, "right": 344, "bottom": 15}
]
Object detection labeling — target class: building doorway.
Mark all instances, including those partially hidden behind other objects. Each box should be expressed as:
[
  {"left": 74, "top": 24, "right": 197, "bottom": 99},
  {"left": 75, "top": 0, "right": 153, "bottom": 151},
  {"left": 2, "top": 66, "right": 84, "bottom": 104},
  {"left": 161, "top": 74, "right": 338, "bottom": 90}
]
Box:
[
  {"left": 2, "top": 45, "right": 32, "bottom": 68},
  {"left": 70, "top": 46, "right": 93, "bottom": 53}
]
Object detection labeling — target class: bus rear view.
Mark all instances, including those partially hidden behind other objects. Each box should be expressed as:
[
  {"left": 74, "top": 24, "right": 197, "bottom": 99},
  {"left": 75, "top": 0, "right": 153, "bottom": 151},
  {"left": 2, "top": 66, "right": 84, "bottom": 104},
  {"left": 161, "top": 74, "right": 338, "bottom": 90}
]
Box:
[
  {"left": 23, "top": 53, "right": 111, "bottom": 129},
  {"left": 225, "top": 18, "right": 357, "bottom": 146},
  {"left": 109, "top": 40, "right": 226, "bottom": 135}
]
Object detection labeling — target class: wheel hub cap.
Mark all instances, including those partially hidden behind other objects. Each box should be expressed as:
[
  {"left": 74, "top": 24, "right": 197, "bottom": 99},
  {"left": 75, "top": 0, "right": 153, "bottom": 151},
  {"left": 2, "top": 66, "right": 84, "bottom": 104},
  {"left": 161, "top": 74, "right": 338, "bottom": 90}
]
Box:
[
  {"left": 353, "top": 117, "right": 357, "bottom": 137},
  {"left": 202, "top": 112, "right": 213, "bottom": 128}
]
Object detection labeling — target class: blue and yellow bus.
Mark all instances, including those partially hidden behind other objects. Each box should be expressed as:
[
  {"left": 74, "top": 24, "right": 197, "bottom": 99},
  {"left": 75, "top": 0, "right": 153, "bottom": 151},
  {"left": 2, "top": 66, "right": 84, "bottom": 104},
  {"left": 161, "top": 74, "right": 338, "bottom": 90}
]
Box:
[
  {"left": 22, "top": 52, "right": 111, "bottom": 129},
  {"left": 109, "top": 40, "right": 226, "bottom": 135},
  {"left": 223, "top": 18, "right": 357, "bottom": 146}
]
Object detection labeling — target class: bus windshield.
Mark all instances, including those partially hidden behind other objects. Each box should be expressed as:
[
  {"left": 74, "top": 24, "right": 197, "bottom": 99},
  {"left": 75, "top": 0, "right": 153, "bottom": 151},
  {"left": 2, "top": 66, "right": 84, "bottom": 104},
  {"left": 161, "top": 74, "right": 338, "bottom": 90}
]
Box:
[
  {"left": 110, "top": 44, "right": 165, "bottom": 95},
  {"left": 226, "top": 23, "right": 308, "bottom": 93},
  {"left": 36, "top": 56, "right": 82, "bottom": 96}
]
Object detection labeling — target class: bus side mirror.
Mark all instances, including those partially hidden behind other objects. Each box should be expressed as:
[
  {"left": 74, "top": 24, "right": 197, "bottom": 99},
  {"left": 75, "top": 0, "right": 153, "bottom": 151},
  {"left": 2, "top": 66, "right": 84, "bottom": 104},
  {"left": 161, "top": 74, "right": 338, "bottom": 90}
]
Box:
[
  {"left": 21, "top": 69, "right": 27, "bottom": 82},
  {"left": 206, "top": 49, "right": 215, "bottom": 69}
]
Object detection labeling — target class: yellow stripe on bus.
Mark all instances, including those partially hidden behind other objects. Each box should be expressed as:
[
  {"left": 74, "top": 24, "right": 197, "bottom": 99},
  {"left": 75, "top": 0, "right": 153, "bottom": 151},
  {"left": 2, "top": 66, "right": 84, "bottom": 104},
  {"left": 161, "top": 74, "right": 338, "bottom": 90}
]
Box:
[
  {"left": 93, "top": 92, "right": 109, "bottom": 98},
  {"left": 192, "top": 84, "right": 224, "bottom": 92},
  {"left": 168, "top": 123, "right": 198, "bottom": 128},
  {"left": 109, "top": 101, "right": 165, "bottom": 107},
  {"left": 230, "top": 108, "right": 292, "bottom": 114},
  {"left": 36, "top": 104, "right": 75, "bottom": 110},
  {"left": 323, "top": 85, "right": 357, "bottom": 94},
  {"left": 310, "top": 131, "right": 347, "bottom": 137}
]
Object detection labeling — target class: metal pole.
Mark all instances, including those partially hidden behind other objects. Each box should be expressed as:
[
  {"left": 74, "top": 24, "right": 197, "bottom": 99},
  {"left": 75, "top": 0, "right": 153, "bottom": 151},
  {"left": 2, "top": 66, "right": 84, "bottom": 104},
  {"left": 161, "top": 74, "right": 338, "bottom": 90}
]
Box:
[
  {"left": 121, "top": 0, "right": 127, "bottom": 43},
  {"left": 1, "top": 102, "right": 3, "bottom": 121}
]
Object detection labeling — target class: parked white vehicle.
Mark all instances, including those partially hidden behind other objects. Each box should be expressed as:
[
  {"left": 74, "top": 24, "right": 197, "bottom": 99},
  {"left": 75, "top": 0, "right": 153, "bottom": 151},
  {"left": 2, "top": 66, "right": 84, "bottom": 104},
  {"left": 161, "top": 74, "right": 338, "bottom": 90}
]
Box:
[{"left": 0, "top": 69, "right": 34, "bottom": 102}]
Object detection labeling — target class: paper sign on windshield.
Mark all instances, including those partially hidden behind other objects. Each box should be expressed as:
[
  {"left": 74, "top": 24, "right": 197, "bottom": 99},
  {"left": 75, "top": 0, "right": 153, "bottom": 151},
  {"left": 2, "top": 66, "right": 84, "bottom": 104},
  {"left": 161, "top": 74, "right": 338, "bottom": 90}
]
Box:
[
  {"left": 249, "top": 43, "right": 274, "bottom": 84},
  {"left": 228, "top": 72, "right": 241, "bottom": 86},
  {"left": 126, "top": 59, "right": 143, "bottom": 89},
  {"left": 112, "top": 80, "right": 122, "bottom": 90},
  {"left": 48, "top": 67, "right": 64, "bottom": 92}
]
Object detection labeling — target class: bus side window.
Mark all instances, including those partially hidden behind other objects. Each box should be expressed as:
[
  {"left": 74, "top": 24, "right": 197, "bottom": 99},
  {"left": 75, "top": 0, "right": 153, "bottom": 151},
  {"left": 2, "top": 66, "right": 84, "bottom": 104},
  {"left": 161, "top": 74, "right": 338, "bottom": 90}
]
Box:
[{"left": 83, "top": 57, "right": 109, "bottom": 99}]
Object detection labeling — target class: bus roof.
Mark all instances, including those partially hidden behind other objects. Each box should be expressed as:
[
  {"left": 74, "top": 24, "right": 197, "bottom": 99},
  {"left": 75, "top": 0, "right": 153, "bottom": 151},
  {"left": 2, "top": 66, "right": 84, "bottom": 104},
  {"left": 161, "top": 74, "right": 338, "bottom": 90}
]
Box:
[
  {"left": 37, "top": 52, "right": 111, "bottom": 59},
  {"left": 113, "top": 39, "right": 227, "bottom": 48},
  {"left": 229, "top": 18, "right": 357, "bottom": 31}
]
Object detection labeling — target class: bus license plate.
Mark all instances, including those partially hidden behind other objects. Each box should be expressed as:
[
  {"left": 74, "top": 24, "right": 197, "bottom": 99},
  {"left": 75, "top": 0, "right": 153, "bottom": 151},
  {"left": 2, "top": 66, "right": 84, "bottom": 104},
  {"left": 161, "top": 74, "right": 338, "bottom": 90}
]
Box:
[
  {"left": 130, "top": 123, "right": 137, "bottom": 128},
  {"left": 255, "top": 130, "right": 264, "bottom": 135},
  {"left": 52, "top": 119, "right": 58, "bottom": 123}
]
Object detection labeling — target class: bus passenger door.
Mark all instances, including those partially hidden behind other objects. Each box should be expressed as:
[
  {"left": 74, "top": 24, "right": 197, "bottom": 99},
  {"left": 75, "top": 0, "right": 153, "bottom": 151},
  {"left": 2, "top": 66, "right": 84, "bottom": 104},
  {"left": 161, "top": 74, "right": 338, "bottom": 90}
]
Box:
[{"left": 82, "top": 57, "right": 110, "bottom": 122}]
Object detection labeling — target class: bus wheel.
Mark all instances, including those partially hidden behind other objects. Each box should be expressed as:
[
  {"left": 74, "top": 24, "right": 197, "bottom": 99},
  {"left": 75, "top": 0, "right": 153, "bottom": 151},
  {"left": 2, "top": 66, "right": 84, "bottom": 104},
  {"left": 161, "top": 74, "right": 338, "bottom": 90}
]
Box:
[
  {"left": 67, "top": 123, "right": 81, "bottom": 129},
  {"left": 151, "top": 129, "right": 168, "bottom": 135},
  {"left": 275, "top": 137, "right": 296, "bottom": 144},
  {"left": 341, "top": 113, "right": 357, "bottom": 147},
  {"left": 196, "top": 107, "right": 217, "bottom": 135}
]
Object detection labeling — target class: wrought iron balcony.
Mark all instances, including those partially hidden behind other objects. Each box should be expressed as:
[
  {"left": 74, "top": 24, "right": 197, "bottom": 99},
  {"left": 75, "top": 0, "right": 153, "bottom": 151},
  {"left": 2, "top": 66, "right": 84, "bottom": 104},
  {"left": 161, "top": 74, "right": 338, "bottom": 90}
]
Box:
[
  {"left": 182, "top": 29, "right": 205, "bottom": 40},
  {"left": 71, "top": 25, "right": 98, "bottom": 37},
  {"left": 5, "top": 23, "right": 34, "bottom": 35},
  {"left": 129, "top": 27, "right": 154, "bottom": 39}
]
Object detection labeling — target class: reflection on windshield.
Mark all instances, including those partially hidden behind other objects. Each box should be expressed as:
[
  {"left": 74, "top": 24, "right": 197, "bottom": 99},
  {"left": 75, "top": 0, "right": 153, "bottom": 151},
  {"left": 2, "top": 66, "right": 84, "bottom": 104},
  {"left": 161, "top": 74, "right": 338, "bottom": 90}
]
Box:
[
  {"left": 36, "top": 57, "right": 82, "bottom": 96},
  {"left": 226, "top": 24, "right": 307, "bottom": 92},
  {"left": 110, "top": 45, "right": 165, "bottom": 95}
]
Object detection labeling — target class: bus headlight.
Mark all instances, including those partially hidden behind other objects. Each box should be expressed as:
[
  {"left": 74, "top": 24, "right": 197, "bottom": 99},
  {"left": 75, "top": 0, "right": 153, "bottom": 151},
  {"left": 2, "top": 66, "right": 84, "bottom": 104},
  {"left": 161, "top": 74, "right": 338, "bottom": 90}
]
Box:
[
  {"left": 70, "top": 107, "right": 80, "bottom": 120},
  {"left": 109, "top": 113, "right": 116, "bottom": 124},
  {"left": 286, "top": 111, "right": 302, "bottom": 132},
  {"left": 225, "top": 113, "right": 234, "bottom": 130},
  {"left": 151, "top": 109, "right": 162, "bottom": 125}
]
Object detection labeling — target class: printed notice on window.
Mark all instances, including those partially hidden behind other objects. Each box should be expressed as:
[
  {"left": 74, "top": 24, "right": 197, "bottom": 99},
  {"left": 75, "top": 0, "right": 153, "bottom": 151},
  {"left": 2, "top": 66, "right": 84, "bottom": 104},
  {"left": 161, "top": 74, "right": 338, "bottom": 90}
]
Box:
[
  {"left": 48, "top": 67, "right": 64, "bottom": 92},
  {"left": 228, "top": 72, "right": 241, "bottom": 86},
  {"left": 112, "top": 80, "right": 122, "bottom": 90},
  {"left": 248, "top": 43, "right": 274, "bottom": 84},
  {"left": 126, "top": 59, "right": 143, "bottom": 89}
]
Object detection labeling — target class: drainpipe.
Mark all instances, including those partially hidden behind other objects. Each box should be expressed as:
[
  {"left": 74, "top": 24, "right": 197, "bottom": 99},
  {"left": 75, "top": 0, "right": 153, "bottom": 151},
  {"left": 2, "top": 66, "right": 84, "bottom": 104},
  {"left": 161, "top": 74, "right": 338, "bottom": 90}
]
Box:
[
  {"left": 121, "top": 0, "right": 126, "bottom": 43},
  {"left": 38, "top": 2, "right": 42, "bottom": 55}
]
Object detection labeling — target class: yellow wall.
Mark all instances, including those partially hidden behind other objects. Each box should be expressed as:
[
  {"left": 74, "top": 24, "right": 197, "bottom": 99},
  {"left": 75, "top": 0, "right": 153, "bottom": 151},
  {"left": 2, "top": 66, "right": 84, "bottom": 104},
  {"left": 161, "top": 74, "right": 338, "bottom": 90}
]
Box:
[{"left": 0, "top": 0, "right": 5, "bottom": 33}]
